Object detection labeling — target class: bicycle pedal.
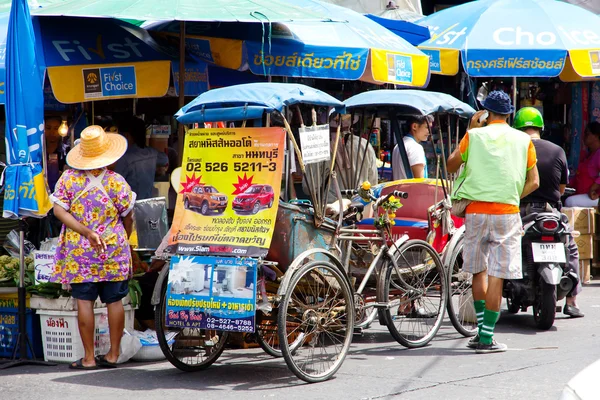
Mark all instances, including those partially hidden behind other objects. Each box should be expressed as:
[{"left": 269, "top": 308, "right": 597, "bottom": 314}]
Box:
[{"left": 353, "top": 327, "right": 364, "bottom": 336}]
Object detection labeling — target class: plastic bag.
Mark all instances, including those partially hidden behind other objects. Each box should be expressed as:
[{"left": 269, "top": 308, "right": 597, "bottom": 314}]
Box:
[
  {"left": 3, "top": 230, "right": 36, "bottom": 258},
  {"left": 117, "top": 330, "right": 143, "bottom": 364}
]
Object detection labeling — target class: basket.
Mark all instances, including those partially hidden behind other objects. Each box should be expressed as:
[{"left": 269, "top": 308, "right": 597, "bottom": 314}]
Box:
[
  {"left": 37, "top": 305, "right": 134, "bottom": 363},
  {"left": 0, "top": 307, "right": 43, "bottom": 358}
]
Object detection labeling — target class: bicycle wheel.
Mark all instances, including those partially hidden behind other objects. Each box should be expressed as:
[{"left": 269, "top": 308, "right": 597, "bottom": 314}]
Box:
[
  {"left": 155, "top": 277, "right": 229, "bottom": 372},
  {"left": 379, "top": 239, "right": 447, "bottom": 348},
  {"left": 278, "top": 260, "right": 354, "bottom": 383},
  {"left": 446, "top": 244, "right": 478, "bottom": 337}
]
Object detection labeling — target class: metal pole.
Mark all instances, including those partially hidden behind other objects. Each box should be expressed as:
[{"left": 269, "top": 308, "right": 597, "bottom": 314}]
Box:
[
  {"left": 178, "top": 21, "right": 186, "bottom": 166},
  {"left": 512, "top": 77, "right": 517, "bottom": 120}
]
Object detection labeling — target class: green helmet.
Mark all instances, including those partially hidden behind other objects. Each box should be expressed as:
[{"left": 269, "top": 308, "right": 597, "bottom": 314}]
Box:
[{"left": 513, "top": 107, "right": 544, "bottom": 130}]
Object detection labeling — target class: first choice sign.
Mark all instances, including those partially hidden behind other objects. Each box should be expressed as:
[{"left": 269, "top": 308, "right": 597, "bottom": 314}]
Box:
[{"left": 83, "top": 65, "right": 137, "bottom": 99}]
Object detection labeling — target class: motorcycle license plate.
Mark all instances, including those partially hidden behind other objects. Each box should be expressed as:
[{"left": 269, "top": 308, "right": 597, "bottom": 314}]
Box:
[{"left": 531, "top": 243, "right": 566, "bottom": 263}]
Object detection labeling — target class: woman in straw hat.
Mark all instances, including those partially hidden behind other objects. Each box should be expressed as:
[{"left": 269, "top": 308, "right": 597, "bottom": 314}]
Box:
[{"left": 50, "top": 125, "right": 135, "bottom": 370}]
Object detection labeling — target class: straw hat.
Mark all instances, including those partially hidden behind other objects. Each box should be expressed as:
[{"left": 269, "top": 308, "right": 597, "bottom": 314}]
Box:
[{"left": 66, "top": 125, "right": 128, "bottom": 170}]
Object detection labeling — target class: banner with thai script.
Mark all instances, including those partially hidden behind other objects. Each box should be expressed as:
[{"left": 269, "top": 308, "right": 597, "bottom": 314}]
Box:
[
  {"left": 168, "top": 128, "right": 285, "bottom": 257},
  {"left": 165, "top": 255, "right": 257, "bottom": 333}
]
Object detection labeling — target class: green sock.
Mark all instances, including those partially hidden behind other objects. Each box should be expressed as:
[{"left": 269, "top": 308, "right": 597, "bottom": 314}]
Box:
[
  {"left": 474, "top": 300, "right": 485, "bottom": 334},
  {"left": 479, "top": 309, "right": 500, "bottom": 345}
]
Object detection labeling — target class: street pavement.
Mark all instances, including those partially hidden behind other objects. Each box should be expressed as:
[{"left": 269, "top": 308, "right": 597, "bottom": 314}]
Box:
[{"left": 2, "top": 280, "right": 600, "bottom": 400}]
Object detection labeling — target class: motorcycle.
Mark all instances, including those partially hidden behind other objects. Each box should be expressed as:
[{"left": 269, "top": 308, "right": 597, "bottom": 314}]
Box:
[{"left": 503, "top": 208, "right": 578, "bottom": 330}]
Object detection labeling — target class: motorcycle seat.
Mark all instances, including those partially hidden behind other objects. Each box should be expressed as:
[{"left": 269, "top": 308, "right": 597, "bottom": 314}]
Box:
[{"left": 521, "top": 213, "right": 538, "bottom": 224}]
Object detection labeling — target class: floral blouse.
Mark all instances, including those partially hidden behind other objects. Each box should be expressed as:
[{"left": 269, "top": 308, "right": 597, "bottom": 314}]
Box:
[{"left": 50, "top": 168, "right": 136, "bottom": 284}]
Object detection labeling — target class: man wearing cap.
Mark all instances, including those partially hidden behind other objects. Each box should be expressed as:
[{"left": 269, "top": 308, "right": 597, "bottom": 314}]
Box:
[
  {"left": 515, "top": 107, "right": 584, "bottom": 318},
  {"left": 447, "top": 91, "right": 540, "bottom": 353}
]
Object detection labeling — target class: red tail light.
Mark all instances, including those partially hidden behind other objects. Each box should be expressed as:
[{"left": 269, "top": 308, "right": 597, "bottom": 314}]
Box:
[{"left": 541, "top": 220, "right": 559, "bottom": 231}]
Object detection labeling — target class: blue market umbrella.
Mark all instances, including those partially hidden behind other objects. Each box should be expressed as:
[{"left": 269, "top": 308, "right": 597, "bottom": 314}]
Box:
[
  {"left": 3, "top": 0, "right": 50, "bottom": 219},
  {"left": 0, "top": 0, "right": 53, "bottom": 369}
]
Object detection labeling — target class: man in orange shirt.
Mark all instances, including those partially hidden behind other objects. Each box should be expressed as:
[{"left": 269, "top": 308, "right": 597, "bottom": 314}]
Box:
[{"left": 447, "top": 91, "right": 539, "bottom": 353}]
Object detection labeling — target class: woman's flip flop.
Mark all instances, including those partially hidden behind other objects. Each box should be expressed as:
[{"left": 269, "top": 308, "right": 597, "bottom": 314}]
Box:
[
  {"left": 69, "top": 358, "right": 98, "bottom": 370},
  {"left": 95, "top": 355, "right": 118, "bottom": 368}
]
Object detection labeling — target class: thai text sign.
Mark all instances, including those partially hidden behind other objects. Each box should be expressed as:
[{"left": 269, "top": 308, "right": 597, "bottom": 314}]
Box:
[
  {"left": 165, "top": 256, "right": 257, "bottom": 332},
  {"left": 299, "top": 124, "right": 330, "bottom": 165},
  {"left": 168, "top": 128, "right": 285, "bottom": 257}
]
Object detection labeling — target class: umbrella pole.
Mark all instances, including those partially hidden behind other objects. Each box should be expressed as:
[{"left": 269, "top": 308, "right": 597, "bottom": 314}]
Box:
[
  {"left": 512, "top": 77, "right": 517, "bottom": 120},
  {"left": 0, "top": 220, "right": 56, "bottom": 369},
  {"left": 178, "top": 21, "right": 186, "bottom": 166}
]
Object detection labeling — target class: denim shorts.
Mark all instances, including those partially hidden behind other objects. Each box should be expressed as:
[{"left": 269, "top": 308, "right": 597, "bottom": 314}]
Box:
[{"left": 71, "top": 280, "right": 129, "bottom": 304}]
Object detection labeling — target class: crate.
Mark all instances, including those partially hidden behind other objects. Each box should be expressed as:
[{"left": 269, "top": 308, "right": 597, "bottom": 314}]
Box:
[
  {"left": 30, "top": 294, "right": 131, "bottom": 311},
  {"left": 37, "top": 305, "right": 134, "bottom": 363},
  {"left": 0, "top": 308, "right": 43, "bottom": 358}
]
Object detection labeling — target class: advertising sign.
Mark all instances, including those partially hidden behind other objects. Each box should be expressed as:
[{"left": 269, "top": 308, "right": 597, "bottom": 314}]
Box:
[
  {"left": 168, "top": 128, "right": 285, "bottom": 257},
  {"left": 83, "top": 65, "right": 137, "bottom": 99},
  {"left": 165, "top": 255, "right": 257, "bottom": 332}
]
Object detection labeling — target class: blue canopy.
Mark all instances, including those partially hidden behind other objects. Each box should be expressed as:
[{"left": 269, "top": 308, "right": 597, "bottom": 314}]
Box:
[
  {"left": 417, "top": 0, "right": 600, "bottom": 79},
  {"left": 176, "top": 82, "right": 345, "bottom": 124},
  {"left": 365, "top": 14, "right": 430, "bottom": 46},
  {"left": 344, "top": 89, "right": 475, "bottom": 118}
]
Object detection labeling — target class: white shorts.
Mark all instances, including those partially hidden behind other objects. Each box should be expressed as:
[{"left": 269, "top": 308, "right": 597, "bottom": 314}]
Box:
[{"left": 462, "top": 213, "right": 523, "bottom": 280}]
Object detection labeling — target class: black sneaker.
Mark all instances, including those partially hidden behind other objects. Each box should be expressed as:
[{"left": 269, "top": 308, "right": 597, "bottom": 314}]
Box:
[
  {"left": 466, "top": 334, "right": 479, "bottom": 349},
  {"left": 475, "top": 339, "right": 507, "bottom": 354}
]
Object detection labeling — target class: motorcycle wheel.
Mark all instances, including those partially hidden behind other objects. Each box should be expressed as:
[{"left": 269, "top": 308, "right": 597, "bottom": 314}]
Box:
[{"left": 533, "top": 278, "right": 556, "bottom": 330}]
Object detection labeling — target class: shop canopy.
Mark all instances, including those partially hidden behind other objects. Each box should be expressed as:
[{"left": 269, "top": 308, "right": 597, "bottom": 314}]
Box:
[
  {"left": 145, "top": 0, "right": 431, "bottom": 87},
  {"left": 25, "top": 0, "right": 337, "bottom": 22},
  {"left": 0, "top": 15, "right": 171, "bottom": 104},
  {"left": 176, "top": 82, "right": 345, "bottom": 124},
  {"left": 417, "top": 0, "right": 600, "bottom": 81}
]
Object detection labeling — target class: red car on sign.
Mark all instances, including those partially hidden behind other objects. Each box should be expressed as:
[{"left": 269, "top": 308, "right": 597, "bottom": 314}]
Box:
[{"left": 232, "top": 184, "right": 275, "bottom": 214}]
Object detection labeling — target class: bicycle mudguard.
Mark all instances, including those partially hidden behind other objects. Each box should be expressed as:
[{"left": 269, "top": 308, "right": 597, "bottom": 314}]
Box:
[
  {"left": 151, "top": 265, "right": 170, "bottom": 306},
  {"left": 441, "top": 225, "right": 465, "bottom": 268}
]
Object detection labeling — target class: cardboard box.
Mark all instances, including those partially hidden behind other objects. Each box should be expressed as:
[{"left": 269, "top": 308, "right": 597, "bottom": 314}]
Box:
[
  {"left": 575, "top": 234, "right": 594, "bottom": 259},
  {"left": 579, "top": 259, "right": 592, "bottom": 284},
  {"left": 562, "top": 207, "right": 596, "bottom": 234}
]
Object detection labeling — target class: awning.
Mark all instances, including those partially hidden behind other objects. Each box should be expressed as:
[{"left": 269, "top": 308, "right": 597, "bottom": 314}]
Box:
[{"left": 0, "top": 15, "right": 171, "bottom": 104}]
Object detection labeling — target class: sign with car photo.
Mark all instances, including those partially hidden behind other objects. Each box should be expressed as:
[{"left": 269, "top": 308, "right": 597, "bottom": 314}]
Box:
[{"left": 168, "top": 127, "right": 286, "bottom": 257}]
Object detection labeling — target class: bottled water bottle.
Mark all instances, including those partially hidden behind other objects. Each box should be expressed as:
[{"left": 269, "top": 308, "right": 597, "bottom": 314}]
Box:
[{"left": 96, "top": 312, "right": 110, "bottom": 355}]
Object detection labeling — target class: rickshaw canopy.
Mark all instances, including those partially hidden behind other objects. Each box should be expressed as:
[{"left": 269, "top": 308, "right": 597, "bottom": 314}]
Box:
[
  {"left": 176, "top": 82, "right": 345, "bottom": 124},
  {"left": 344, "top": 89, "right": 475, "bottom": 118}
]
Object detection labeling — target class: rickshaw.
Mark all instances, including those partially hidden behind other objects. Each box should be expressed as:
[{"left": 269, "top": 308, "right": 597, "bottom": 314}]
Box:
[
  {"left": 342, "top": 89, "right": 478, "bottom": 337},
  {"left": 151, "top": 83, "right": 451, "bottom": 383}
]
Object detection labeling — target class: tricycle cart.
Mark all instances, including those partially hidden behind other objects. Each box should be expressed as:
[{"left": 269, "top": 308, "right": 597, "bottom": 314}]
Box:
[{"left": 342, "top": 89, "right": 477, "bottom": 337}]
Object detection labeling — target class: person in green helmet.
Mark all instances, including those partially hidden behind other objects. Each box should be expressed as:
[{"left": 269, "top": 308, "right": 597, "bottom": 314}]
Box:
[{"left": 516, "top": 107, "right": 584, "bottom": 318}]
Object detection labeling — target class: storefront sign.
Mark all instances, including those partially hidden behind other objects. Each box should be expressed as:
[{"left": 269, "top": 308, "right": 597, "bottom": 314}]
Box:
[
  {"left": 165, "top": 255, "right": 257, "bottom": 332},
  {"left": 168, "top": 127, "right": 285, "bottom": 257},
  {"left": 83, "top": 66, "right": 137, "bottom": 99},
  {"left": 34, "top": 251, "right": 54, "bottom": 283},
  {"left": 299, "top": 124, "right": 331, "bottom": 165}
]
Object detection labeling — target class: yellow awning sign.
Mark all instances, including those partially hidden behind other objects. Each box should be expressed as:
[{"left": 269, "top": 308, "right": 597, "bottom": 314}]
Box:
[{"left": 48, "top": 61, "right": 171, "bottom": 104}]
